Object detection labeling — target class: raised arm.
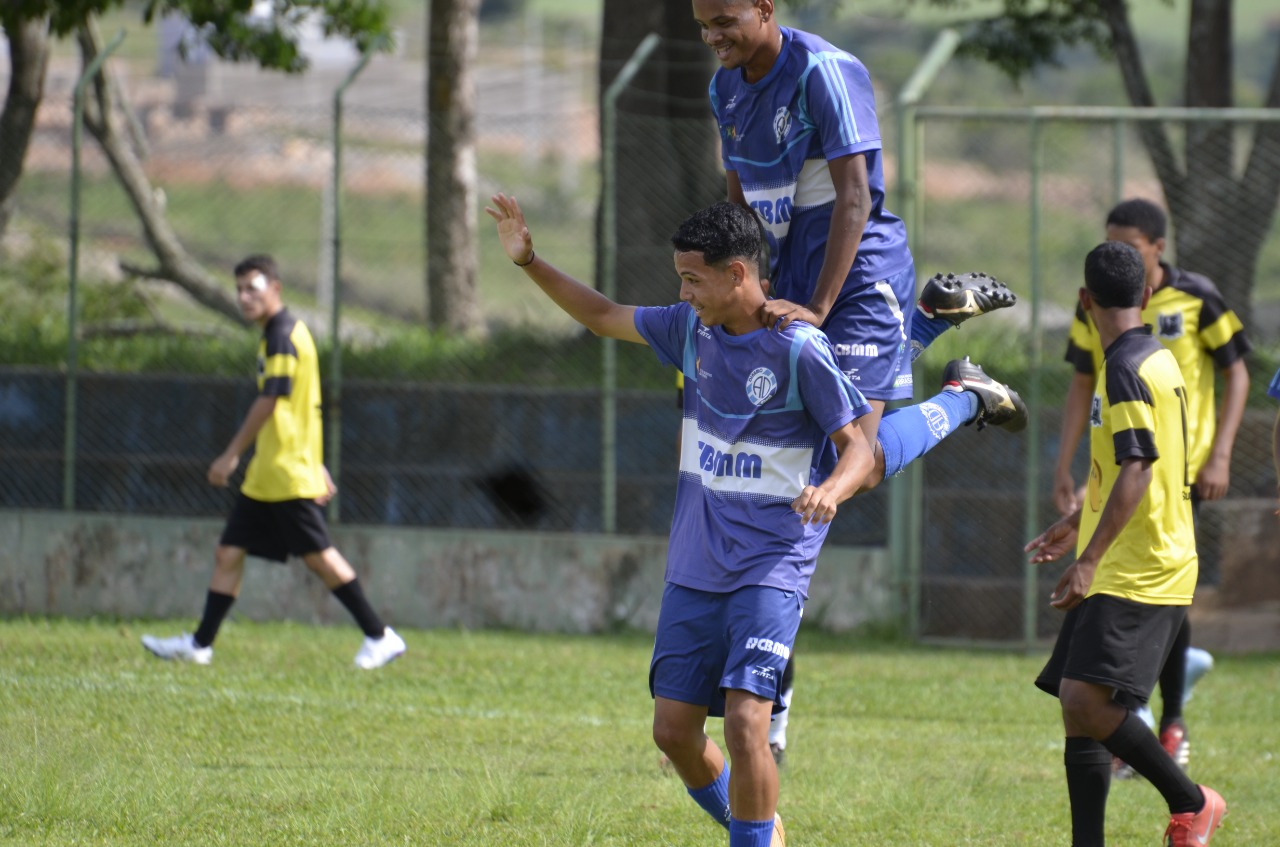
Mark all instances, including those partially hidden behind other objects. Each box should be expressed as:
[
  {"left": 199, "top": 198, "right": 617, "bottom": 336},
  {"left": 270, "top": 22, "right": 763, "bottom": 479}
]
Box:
[{"left": 486, "top": 193, "right": 644, "bottom": 344}]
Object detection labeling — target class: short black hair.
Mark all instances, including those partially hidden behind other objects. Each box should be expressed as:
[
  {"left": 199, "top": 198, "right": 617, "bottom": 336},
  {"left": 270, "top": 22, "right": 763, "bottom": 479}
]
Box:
[
  {"left": 671, "top": 202, "right": 767, "bottom": 274},
  {"left": 1084, "top": 241, "right": 1145, "bottom": 309},
  {"left": 234, "top": 254, "right": 279, "bottom": 282},
  {"left": 1106, "top": 198, "right": 1166, "bottom": 241}
]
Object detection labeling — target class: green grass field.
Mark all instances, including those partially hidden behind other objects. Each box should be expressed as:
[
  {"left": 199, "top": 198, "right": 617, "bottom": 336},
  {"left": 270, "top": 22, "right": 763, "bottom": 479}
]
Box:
[{"left": 1, "top": 618, "right": 1276, "bottom": 846}]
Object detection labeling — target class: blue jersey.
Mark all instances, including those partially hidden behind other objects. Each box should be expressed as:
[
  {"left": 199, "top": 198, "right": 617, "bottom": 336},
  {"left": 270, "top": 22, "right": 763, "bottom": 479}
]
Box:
[
  {"left": 634, "top": 303, "right": 870, "bottom": 598},
  {"left": 1269, "top": 367, "right": 1280, "bottom": 402},
  {"left": 709, "top": 27, "right": 912, "bottom": 303}
]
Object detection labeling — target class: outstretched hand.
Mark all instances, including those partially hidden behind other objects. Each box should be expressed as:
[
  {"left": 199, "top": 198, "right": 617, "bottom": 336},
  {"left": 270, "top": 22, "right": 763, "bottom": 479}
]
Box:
[
  {"left": 1024, "top": 517, "right": 1078, "bottom": 565},
  {"left": 484, "top": 193, "right": 534, "bottom": 266}
]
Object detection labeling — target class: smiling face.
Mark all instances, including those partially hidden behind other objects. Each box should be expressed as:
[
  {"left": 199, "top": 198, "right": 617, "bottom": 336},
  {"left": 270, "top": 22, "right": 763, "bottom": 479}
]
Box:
[
  {"left": 691, "top": 0, "right": 780, "bottom": 83},
  {"left": 675, "top": 249, "right": 763, "bottom": 334}
]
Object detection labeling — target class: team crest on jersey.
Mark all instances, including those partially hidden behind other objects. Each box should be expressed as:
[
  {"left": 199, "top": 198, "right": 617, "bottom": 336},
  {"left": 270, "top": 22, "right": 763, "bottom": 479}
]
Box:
[
  {"left": 746, "top": 367, "right": 778, "bottom": 406},
  {"left": 720, "top": 122, "right": 737, "bottom": 142},
  {"left": 1090, "top": 393, "right": 1102, "bottom": 427},
  {"left": 773, "top": 106, "right": 792, "bottom": 144},
  {"left": 1157, "top": 312, "right": 1184, "bottom": 339}
]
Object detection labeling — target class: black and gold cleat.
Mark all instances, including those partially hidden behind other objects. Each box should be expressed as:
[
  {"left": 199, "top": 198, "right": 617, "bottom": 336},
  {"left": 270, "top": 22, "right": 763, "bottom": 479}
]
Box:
[
  {"left": 941, "top": 357, "right": 1027, "bottom": 432},
  {"left": 917, "top": 272, "right": 1016, "bottom": 326}
]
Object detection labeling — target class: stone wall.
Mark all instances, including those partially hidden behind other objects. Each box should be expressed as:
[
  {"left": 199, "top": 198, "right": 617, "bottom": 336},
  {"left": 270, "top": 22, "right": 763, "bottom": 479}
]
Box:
[{"left": 0, "top": 510, "right": 893, "bottom": 635}]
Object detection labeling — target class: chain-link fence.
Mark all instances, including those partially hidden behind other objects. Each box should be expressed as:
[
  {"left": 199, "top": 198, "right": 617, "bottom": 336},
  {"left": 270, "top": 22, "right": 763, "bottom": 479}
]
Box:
[{"left": 903, "top": 107, "right": 1280, "bottom": 644}]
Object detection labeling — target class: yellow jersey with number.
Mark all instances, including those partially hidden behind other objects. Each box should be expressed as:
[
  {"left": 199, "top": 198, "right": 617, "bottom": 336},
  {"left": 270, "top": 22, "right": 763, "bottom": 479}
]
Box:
[{"left": 1081, "top": 327, "right": 1196, "bottom": 604}]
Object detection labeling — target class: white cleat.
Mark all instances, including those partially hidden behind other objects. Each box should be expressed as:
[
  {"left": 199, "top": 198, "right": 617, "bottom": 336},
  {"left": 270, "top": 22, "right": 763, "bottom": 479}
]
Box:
[
  {"left": 141, "top": 632, "right": 212, "bottom": 665},
  {"left": 354, "top": 627, "right": 406, "bottom": 670}
]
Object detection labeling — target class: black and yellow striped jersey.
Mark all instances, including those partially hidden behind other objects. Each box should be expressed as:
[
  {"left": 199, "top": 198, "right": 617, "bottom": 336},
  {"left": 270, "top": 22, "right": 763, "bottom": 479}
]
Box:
[
  {"left": 241, "top": 309, "right": 327, "bottom": 502},
  {"left": 1082, "top": 327, "right": 1197, "bottom": 605},
  {"left": 1066, "top": 263, "right": 1250, "bottom": 477}
]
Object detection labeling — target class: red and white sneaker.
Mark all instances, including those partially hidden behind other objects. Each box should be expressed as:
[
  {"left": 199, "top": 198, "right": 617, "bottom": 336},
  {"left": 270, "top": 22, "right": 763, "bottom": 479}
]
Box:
[
  {"left": 1160, "top": 719, "right": 1191, "bottom": 769},
  {"left": 1165, "top": 785, "right": 1226, "bottom": 847}
]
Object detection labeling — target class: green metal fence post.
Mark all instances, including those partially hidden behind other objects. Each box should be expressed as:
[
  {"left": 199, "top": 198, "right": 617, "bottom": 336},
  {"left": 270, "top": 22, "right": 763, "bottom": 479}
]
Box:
[
  {"left": 1023, "top": 115, "right": 1045, "bottom": 651},
  {"left": 326, "top": 44, "right": 378, "bottom": 524},
  {"left": 1112, "top": 119, "right": 1126, "bottom": 207},
  {"left": 894, "top": 29, "right": 959, "bottom": 636},
  {"left": 64, "top": 29, "right": 126, "bottom": 512},
  {"left": 600, "top": 32, "right": 660, "bottom": 534}
]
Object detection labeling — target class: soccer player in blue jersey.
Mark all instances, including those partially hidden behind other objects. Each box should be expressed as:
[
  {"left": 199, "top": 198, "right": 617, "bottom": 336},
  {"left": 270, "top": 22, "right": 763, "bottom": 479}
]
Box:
[
  {"left": 693, "top": 0, "right": 1016, "bottom": 766},
  {"left": 693, "top": 0, "right": 1014, "bottom": 440},
  {"left": 488, "top": 193, "right": 1024, "bottom": 847}
]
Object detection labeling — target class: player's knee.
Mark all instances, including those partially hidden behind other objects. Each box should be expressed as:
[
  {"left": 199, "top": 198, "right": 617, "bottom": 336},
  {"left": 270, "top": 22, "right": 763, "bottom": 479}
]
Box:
[{"left": 651, "top": 717, "right": 698, "bottom": 756}]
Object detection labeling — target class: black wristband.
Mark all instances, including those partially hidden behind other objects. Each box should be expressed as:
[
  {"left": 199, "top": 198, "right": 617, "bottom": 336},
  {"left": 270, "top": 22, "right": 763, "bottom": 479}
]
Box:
[{"left": 513, "top": 251, "right": 536, "bottom": 267}]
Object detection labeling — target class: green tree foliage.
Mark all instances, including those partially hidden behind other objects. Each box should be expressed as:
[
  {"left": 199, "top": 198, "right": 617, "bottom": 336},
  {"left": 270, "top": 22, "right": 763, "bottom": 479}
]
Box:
[
  {"left": 1, "top": 1, "right": 393, "bottom": 69},
  {"left": 911, "top": 0, "right": 1280, "bottom": 325}
]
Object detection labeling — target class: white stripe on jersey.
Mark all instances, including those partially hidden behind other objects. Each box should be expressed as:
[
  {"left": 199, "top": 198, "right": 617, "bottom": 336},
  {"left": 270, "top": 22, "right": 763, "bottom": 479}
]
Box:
[
  {"left": 679, "top": 418, "right": 812, "bottom": 499},
  {"left": 814, "top": 53, "right": 860, "bottom": 146},
  {"left": 794, "top": 157, "right": 836, "bottom": 210},
  {"left": 743, "top": 158, "right": 835, "bottom": 245}
]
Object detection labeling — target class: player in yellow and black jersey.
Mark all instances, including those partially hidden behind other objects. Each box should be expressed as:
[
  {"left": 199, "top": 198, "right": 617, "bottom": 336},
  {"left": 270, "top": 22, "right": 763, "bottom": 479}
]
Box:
[
  {"left": 142, "top": 255, "right": 405, "bottom": 670},
  {"left": 1028, "top": 241, "right": 1226, "bottom": 847},
  {"left": 1053, "top": 199, "right": 1248, "bottom": 771}
]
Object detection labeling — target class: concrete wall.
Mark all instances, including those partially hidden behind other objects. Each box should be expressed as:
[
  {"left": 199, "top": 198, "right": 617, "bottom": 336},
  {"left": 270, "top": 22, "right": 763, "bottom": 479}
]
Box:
[{"left": 0, "top": 510, "right": 893, "bottom": 635}]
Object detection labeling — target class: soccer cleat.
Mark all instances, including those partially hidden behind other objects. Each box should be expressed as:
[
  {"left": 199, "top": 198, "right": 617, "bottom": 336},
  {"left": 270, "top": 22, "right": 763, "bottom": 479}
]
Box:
[
  {"left": 941, "top": 357, "right": 1028, "bottom": 432},
  {"left": 771, "top": 813, "right": 786, "bottom": 847},
  {"left": 917, "top": 272, "right": 1016, "bottom": 326},
  {"left": 1165, "top": 785, "right": 1226, "bottom": 846},
  {"left": 141, "top": 632, "right": 212, "bottom": 665},
  {"left": 354, "top": 626, "right": 406, "bottom": 669},
  {"left": 1160, "top": 719, "right": 1191, "bottom": 770}
]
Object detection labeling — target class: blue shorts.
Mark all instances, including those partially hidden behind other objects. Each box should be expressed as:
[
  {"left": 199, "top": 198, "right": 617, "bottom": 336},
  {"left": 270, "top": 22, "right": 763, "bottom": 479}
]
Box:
[
  {"left": 649, "top": 583, "right": 803, "bottom": 718},
  {"left": 822, "top": 262, "right": 916, "bottom": 402}
]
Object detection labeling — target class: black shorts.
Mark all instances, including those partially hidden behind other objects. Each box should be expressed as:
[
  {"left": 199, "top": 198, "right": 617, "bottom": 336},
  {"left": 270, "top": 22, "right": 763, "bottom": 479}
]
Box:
[
  {"left": 1035, "top": 594, "right": 1186, "bottom": 705},
  {"left": 219, "top": 494, "right": 332, "bottom": 562}
]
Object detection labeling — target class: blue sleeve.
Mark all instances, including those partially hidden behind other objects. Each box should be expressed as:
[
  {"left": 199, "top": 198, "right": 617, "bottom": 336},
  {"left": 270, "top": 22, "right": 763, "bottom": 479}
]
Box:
[
  {"left": 793, "top": 329, "right": 869, "bottom": 435},
  {"left": 806, "top": 53, "right": 881, "bottom": 160},
  {"left": 634, "top": 304, "right": 693, "bottom": 371},
  {"left": 1268, "top": 368, "right": 1280, "bottom": 402},
  {"left": 709, "top": 75, "right": 733, "bottom": 172}
]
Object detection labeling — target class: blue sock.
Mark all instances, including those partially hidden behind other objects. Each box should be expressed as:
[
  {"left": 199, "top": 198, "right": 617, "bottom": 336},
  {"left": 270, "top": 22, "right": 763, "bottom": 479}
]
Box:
[
  {"left": 687, "top": 767, "right": 730, "bottom": 830},
  {"left": 877, "top": 390, "right": 979, "bottom": 477},
  {"left": 908, "top": 307, "right": 951, "bottom": 359},
  {"left": 729, "top": 817, "right": 777, "bottom": 847}
]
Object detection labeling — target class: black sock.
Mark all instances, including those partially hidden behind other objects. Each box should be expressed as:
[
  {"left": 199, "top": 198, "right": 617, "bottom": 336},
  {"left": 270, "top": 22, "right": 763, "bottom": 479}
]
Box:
[
  {"left": 1158, "top": 619, "right": 1191, "bottom": 728},
  {"left": 1102, "top": 711, "right": 1202, "bottom": 813},
  {"left": 331, "top": 578, "right": 386, "bottom": 638},
  {"left": 193, "top": 590, "right": 236, "bottom": 648},
  {"left": 1064, "top": 737, "right": 1111, "bottom": 847}
]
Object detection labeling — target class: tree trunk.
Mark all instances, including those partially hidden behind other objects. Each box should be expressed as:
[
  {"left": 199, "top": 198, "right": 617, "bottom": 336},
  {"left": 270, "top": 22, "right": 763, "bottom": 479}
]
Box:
[
  {"left": 0, "top": 15, "right": 51, "bottom": 240},
  {"left": 599, "top": 0, "right": 722, "bottom": 306},
  {"left": 76, "top": 25, "right": 243, "bottom": 324},
  {"left": 425, "top": 0, "right": 482, "bottom": 335},
  {"left": 1104, "top": 0, "right": 1279, "bottom": 330}
]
